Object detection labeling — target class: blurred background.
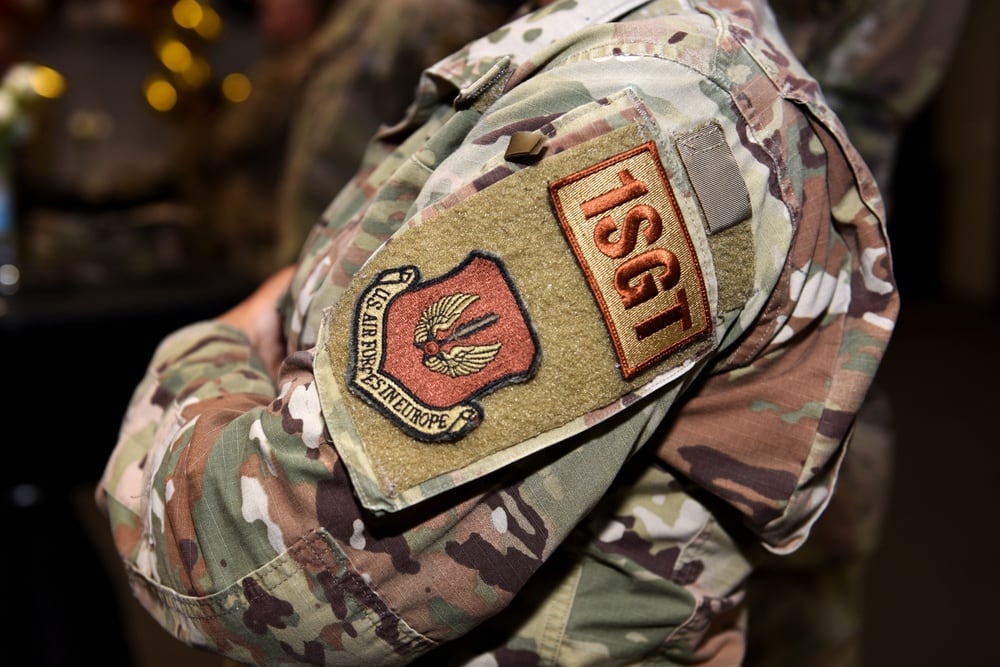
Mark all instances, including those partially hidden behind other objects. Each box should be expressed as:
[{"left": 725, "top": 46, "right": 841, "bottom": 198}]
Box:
[{"left": 0, "top": 0, "right": 996, "bottom": 665}]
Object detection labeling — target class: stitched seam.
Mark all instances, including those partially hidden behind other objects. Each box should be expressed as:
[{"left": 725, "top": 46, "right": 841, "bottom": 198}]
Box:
[{"left": 126, "top": 527, "right": 438, "bottom": 654}]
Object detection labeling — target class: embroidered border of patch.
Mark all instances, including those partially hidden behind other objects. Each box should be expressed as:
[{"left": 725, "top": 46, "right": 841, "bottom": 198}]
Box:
[
  {"left": 549, "top": 141, "right": 711, "bottom": 378},
  {"left": 346, "top": 251, "right": 540, "bottom": 442}
]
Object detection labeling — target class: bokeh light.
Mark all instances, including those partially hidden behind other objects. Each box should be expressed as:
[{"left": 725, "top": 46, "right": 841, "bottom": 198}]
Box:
[
  {"left": 171, "top": 0, "right": 204, "bottom": 30},
  {"left": 221, "top": 73, "right": 251, "bottom": 103},
  {"left": 158, "top": 39, "right": 193, "bottom": 73},
  {"left": 179, "top": 56, "right": 211, "bottom": 89},
  {"left": 31, "top": 66, "right": 65, "bottom": 100},
  {"left": 195, "top": 6, "right": 223, "bottom": 40},
  {"left": 144, "top": 76, "right": 178, "bottom": 112}
]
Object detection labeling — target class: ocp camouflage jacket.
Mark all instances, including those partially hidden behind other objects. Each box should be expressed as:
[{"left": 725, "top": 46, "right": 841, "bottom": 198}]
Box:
[{"left": 98, "top": 0, "right": 898, "bottom": 664}]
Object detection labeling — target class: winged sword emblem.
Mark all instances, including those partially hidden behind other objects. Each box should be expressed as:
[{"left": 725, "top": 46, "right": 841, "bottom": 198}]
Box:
[{"left": 414, "top": 292, "right": 502, "bottom": 377}]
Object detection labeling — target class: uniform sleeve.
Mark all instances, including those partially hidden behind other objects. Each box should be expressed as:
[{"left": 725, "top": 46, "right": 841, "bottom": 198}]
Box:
[
  {"left": 96, "top": 23, "right": 891, "bottom": 664},
  {"left": 97, "top": 317, "right": 684, "bottom": 665}
]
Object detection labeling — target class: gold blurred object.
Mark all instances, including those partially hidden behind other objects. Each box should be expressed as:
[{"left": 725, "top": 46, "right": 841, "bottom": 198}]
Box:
[
  {"left": 172, "top": 0, "right": 223, "bottom": 41},
  {"left": 172, "top": 0, "right": 205, "bottom": 30},
  {"left": 179, "top": 56, "right": 212, "bottom": 89},
  {"left": 30, "top": 65, "right": 65, "bottom": 100},
  {"left": 221, "top": 73, "right": 252, "bottom": 104},
  {"left": 143, "top": 75, "right": 178, "bottom": 112},
  {"left": 195, "top": 6, "right": 223, "bottom": 40},
  {"left": 158, "top": 38, "right": 193, "bottom": 73}
]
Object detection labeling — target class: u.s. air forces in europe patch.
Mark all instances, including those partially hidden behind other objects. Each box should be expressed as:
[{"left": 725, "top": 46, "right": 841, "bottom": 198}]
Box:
[{"left": 347, "top": 252, "right": 540, "bottom": 442}]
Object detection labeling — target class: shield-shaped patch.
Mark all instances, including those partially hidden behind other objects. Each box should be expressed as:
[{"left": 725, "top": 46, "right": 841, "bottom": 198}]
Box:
[{"left": 347, "top": 251, "right": 540, "bottom": 442}]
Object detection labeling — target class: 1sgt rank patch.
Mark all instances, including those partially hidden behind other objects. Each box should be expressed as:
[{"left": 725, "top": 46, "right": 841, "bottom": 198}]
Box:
[
  {"left": 550, "top": 141, "right": 711, "bottom": 379},
  {"left": 347, "top": 252, "right": 540, "bottom": 442}
]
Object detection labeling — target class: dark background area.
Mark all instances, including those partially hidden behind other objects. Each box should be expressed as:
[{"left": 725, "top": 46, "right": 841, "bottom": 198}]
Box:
[
  {"left": 858, "top": 2, "right": 1000, "bottom": 664},
  {"left": 1, "top": 1, "right": 997, "bottom": 666}
]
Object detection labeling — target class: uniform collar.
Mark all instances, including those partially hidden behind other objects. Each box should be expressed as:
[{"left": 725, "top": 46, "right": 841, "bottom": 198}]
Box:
[{"left": 423, "top": 0, "right": 660, "bottom": 104}]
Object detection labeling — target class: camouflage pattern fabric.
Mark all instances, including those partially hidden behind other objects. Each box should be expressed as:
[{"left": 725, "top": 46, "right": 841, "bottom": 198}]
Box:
[
  {"left": 745, "top": 3, "right": 966, "bottom": 665},
  {"left": 273, "top": 0, "right": 522, "bottom": 268},
  {"left": 97, "top": 1, "right": 898, "bottom": 664},
  {"left": 771, "top": 0, "right": 969, "bottom": 193}
]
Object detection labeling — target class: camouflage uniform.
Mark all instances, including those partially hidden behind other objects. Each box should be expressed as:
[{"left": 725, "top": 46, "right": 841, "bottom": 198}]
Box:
[
  {"left": 273, "top": 0, "right": 521, "bottom": 267},
  {"left": 744, "top": 3, "right": 966, "bottom": 665},
  {"left": 771, "top": 0, "right": 968, "bottom": 192},
  {"left": 97, "top": 1, "right": 898, "bottom": 665}
]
